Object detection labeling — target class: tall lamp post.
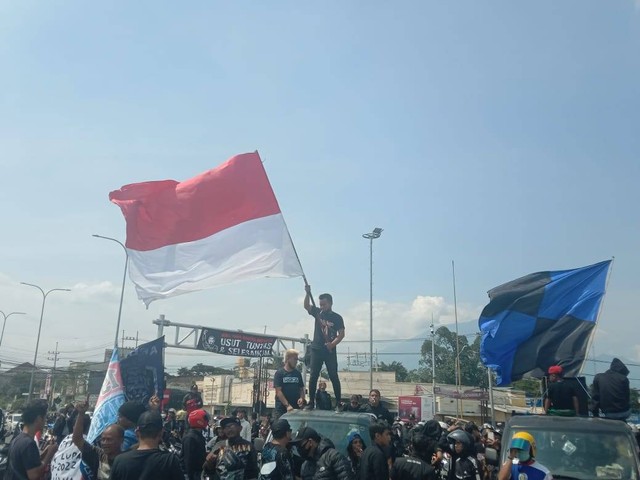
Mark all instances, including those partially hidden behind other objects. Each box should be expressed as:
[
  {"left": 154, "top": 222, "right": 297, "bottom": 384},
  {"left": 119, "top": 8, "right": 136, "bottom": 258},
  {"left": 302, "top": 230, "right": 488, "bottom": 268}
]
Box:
[
  {"left": 92, "top": 234, "right": 129, "bottom": 349},
  {"left": 21, "top": 283, "right": 70, "bottom": 402},
  {"left": 0, "top": 311, "right": 26, "bottom": 349},
  {"left": 362, "top": 227, "right": 383, "bottom": 391}
]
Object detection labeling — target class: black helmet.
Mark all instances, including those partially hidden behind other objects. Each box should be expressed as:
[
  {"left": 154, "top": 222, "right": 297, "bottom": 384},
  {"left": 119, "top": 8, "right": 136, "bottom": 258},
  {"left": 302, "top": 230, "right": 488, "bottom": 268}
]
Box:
[{"left": 447, "top": 429, "right": 473, "bottom": 450}]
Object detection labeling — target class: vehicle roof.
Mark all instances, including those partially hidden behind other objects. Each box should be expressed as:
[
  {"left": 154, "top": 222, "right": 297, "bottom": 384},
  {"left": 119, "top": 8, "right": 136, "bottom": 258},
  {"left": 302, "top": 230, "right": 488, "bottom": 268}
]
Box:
[
  {"left": 282, "top": 409, "right": 377, "bottom": 424},
  {"left": 506, "top": 415, "right": 632, "bottom": 433}
]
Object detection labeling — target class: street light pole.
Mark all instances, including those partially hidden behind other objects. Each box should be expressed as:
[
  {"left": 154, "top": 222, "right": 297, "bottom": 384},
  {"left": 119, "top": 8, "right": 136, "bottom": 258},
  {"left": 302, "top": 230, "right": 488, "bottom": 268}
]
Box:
[
  {"left": 362, "top": 227, "right": 383, "bottom": 391},
  {"left": 0, "top": 311, "right": 26, "bottom": 349},
  {"left": 21, "top": 283, "right": 70, "bottom": 402},
  {"left": 92, "top": 234, "right": 129, "bottom": 349}
]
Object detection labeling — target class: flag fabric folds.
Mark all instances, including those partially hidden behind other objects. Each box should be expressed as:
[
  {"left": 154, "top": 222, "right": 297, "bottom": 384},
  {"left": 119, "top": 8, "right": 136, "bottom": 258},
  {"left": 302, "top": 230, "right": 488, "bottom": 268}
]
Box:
[
  {"left": 109, "top": 152, "right": 303, "bottom": 306},
  {"left": 87, "top": 349, "right": 125, "bottom": 443},
  {"left": 120, "top": 337, "right": 165, "bottom": 405},
  {"left": 479, "top": 260, "right": 611, "bottom": 386}
]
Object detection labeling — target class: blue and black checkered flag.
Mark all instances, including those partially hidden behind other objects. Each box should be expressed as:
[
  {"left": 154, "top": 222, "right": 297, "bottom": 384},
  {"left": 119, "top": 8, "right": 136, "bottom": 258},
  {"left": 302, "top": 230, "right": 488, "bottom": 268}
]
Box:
[{"left": 479, "top": 260, "right": 611, "bottom": 386}]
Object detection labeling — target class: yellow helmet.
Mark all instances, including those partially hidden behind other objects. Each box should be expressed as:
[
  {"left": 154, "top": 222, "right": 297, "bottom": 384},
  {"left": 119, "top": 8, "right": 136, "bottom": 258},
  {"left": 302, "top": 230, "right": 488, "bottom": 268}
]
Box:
[{"left": 510, "top": 431, "right": 536, "bottom": 457}]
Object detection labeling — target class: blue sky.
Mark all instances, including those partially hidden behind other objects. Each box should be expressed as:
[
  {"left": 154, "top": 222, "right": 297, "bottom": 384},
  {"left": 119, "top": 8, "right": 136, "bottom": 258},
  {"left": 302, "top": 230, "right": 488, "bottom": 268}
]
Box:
[{"left": 1, "top": 1, "right": 639, "bottom": 378}]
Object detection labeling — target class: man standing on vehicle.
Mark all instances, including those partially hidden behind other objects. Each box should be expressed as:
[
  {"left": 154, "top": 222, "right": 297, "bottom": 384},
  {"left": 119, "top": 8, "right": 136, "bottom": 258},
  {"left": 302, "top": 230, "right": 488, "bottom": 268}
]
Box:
[
  {"left": 591, "top": 357, "right": 631, "bottom": 420},
  {"left": 544, "top": 365, "right": 579, "bottom": 416},
  {"left": 304, "top": 285, "right": 345, "bottom": 411},
  {"left": 497, "top": 432, "right": 552, "bottom": 480},
  {"left": 360, "top": 389, "right": 394, "bottom": 425},
  {"left": 274, "top": 349, "right": 305, "bottom": 418}
]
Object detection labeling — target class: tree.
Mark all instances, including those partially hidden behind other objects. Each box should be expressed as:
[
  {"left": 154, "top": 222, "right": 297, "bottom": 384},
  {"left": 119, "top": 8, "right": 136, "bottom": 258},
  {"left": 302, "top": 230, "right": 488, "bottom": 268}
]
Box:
[
  {"left": 176, "top": 364, "right": 234, "bottom": 377},
  {"left": 378, "top": 361, "right": 409, "bottom": 382},
  {"left": 512, "top": 378, "right": 542, "bottom": 397},
  {"left": 418, "top": 326, "right": 486, "bottom": 388}
]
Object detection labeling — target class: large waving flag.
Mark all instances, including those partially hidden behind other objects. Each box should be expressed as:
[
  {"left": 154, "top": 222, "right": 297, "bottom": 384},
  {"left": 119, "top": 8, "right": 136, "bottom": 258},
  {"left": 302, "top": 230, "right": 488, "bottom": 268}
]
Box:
[
  {"left": 479, "top": 260, "right": 611, "bottom": 386},
  {"left": 109, "top": 152, "right": 303, "bottom": 306},
  {"left": 87, "top": 348, "right": 125, "bottom": 443}
]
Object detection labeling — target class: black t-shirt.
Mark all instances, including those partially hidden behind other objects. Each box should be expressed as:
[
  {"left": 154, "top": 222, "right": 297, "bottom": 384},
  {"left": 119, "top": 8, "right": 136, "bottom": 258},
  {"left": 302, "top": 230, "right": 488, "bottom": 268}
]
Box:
[
  {"left": 6, "top": 432, "right": 40, "bottom": 480},
  {"left": 547, "top": 380, "right": 576, "bottom": 410},
  {"left": 273, "top": 367, "right": 304, "bottom": 412},
  {"left": 182, "top": 429, "right": 206, "bottom": 477},
  {"left": 110, "top": 448, "right": 184, "bottom": 480},
  {"left": 308, "top": 306, "right": 345, "bottom": 348},
  {"left": 391, "top": 456, "right": 437, "bottom": 480}
]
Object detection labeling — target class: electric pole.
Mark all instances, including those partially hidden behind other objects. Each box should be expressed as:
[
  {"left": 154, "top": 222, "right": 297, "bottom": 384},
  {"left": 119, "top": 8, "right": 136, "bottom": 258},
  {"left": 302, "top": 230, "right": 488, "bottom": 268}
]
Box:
[{"left": 47, "top": 342, "right": 60, "bottom": 405}]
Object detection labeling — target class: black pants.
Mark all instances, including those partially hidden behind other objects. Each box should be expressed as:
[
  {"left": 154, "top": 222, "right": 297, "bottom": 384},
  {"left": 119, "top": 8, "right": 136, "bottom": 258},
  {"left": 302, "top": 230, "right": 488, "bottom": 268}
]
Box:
[{"left": 308, "top": 347, "right": 341, "bottom": 407}]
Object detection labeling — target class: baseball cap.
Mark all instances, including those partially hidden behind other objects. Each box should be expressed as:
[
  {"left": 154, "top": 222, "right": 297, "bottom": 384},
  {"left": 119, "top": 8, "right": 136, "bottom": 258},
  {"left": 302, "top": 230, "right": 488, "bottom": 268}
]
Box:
[
  {"left": 220, "top": 416, "right": 241, "bottom": 428},
  {"left": 188, "top": 409, "right": 209, "bottom": 429},
  {"left": 291, "top": 426, "right": 321, "bottom": 444},
  {"left": 137, "top": 411, "right": 163, "bottom": 429},
  {"left": 548, "top": 365, "right": 563, "bottom": 375},
  {"left": 271, "top": 419, "right": 292, "bottom": 437}
]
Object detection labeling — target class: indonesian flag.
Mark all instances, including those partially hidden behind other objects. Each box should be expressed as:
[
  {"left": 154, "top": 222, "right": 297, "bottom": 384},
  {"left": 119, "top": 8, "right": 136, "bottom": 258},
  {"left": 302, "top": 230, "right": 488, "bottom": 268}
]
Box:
[{"left": 109, "top": 152, "right": 303, "bottom": 306}]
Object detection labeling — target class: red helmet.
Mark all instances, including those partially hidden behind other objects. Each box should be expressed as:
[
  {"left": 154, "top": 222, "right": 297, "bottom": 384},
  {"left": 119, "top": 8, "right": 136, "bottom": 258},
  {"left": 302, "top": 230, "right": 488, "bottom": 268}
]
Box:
[{"left": 188, "top": 409, "right": 209, "bottom": 429}]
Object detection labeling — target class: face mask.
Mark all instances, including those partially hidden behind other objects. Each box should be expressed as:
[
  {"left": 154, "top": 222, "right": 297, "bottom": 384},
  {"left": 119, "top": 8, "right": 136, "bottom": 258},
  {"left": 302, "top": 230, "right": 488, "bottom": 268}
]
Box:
[{"left": 517, "top": 450, "right": 531, "bottom": 463}]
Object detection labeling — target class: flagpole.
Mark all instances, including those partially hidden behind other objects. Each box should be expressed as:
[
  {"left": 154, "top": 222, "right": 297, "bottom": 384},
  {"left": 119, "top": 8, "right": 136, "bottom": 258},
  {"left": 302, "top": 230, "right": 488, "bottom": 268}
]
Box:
[
  {"left": 578, "top": 257, "right": 615, "bottom": 376},
  {"left": 452, "top": 260, "right": 461, "bottom": 418}
]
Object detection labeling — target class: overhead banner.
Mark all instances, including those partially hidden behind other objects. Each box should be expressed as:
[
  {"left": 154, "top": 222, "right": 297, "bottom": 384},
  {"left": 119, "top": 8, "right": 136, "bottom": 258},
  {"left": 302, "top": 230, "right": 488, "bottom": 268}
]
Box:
[
  {"left": 120, "top": 337, "right": 165, "bottom": 405},
  {"left": 197, "top": 328, "right": 276, "bottom": 357}
]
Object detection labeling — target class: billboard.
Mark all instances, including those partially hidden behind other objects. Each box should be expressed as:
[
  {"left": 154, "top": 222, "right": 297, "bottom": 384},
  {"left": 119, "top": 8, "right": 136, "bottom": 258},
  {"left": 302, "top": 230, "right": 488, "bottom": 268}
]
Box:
[{"left": 398, "top": 396, "right": 434, "bottom": 421}]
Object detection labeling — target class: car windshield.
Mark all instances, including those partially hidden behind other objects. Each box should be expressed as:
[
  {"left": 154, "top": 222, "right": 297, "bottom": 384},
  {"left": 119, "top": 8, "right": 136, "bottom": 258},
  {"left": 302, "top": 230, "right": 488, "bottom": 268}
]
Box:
[
  {"left": 286, "top": 418, "right": 369, "bottom": 453},
  {"left": 506, "top": 427, "right": 638, "bottom": 480}
]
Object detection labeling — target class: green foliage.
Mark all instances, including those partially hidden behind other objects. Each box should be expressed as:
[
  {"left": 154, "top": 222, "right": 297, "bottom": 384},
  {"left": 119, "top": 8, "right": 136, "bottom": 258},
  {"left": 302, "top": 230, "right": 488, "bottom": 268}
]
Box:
[
  {"left": 418, "top": 326, "right": 486, "bottom": 387},
  {"left": 512, "top": 378, "right": 542, "bottom": 397},
  {"left": 378, "top": 361, "right": 410, "bottom": 382}
]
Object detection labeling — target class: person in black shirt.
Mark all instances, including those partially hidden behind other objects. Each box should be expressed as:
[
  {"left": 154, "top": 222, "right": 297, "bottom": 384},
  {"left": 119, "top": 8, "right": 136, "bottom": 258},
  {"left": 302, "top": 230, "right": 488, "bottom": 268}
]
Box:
[
  {"left": 360, "top": 389, "right": 394, "bottom": 425},
  {"left": 359, "top": 422, "right": 392, "bottom": 480},
  {"left": 274, "top": 349, "right": 305, "bottom": 417},
  {"left": 544, "top": 365, "right": 578, "bottom": 416},
  {"left": 182, "top": 409, "right": 208, "bottom": 480},
  {"left": 315, "top": 381, "right": 333, "bottom": 410},
  {"left": 6, "top": 400, "right": 58, "bottom": 480},
  {"left": 110, "top": 411, "right": 184, "bottom": 480},
  {"left": 259, "top": 418, "right": 294, "bottom": 480},
  {"left": 304, "top": 285, "right": 345, "bottom": 410},
  {"left": 391, "top": 425, "right": 438, "bottom": 480}
]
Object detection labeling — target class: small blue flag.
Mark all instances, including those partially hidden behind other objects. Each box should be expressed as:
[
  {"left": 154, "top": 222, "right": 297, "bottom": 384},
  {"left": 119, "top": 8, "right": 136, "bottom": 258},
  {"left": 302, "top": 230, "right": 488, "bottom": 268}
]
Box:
[
  {"left": 479, "top": 260, "right": 611, "bottom": 386},
  {"left": 87, "top": 348, "right": 126, "bottom": 443}
]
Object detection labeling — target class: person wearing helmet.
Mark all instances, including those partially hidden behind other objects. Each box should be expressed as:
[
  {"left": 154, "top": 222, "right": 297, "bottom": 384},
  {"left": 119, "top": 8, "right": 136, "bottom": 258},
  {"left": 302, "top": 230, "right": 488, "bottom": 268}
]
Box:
[
  {"left": 445, "top": 429, "right": 481, "bottom": 480},
  {"left": 498, "top": 431, "right": 552, "bottom": 480},
  {"left": 182, "top": 409, "right": 208, "bottom": 480},
  {"left": 544, "top": 365, "right": 579, "bottom": 416}
]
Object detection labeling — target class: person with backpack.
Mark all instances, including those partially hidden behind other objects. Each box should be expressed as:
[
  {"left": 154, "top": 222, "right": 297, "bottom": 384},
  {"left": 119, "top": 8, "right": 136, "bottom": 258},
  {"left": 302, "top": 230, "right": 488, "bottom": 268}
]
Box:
[{"left": 259, "top": 418, "right": 294, "bottom": 480}]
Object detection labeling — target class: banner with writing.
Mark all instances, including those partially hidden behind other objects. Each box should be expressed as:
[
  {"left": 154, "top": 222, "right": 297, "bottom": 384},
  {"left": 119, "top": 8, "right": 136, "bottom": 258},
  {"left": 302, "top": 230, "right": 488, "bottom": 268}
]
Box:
[
  {"left": 50, "top": 434, "right": 90, "bottom": 479},
  {"left": 197, "top": 328, "right": 276, "bottom": 357},
  {"left": 87, "top": 349, "right": 125, "bottom": 443},
  {"left": 120, "top": 336, "right": 165, "bottom": 405}
]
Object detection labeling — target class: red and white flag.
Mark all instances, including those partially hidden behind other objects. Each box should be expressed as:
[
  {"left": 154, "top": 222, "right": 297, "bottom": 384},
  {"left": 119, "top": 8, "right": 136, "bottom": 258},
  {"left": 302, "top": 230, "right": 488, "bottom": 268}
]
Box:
[{"left": 109, "top": 152, "right": 303, "bottom": 306}]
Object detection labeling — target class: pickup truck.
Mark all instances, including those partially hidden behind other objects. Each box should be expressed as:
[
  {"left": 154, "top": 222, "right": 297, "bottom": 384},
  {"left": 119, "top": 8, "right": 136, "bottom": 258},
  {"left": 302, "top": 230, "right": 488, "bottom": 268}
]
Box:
[{"left": 487, "top": 415, "right": 640, "bottom": 480}]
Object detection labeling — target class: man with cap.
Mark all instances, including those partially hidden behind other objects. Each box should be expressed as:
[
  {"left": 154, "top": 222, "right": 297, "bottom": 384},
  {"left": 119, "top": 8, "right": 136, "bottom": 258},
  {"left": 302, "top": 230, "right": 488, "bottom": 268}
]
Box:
[
  {"left": 259, "top": 418, "right": 294, "bottom": 480},
  {"left": 544, "top": 365, "right": 579, "bottom": 416},
  {"left": 204, "top": 416, "right": 259, "bottom": 480},
  {"left": 110, "top": 411, "right": 184, "bottom": 480},
  {"left": 182, "top": 409, "right": 208, "bottom": 480},
  {"left": 292, "top": 426, "right": 354, "bottom": 480},
  {"left": 117, "top": 401, "right": 147, "bottom": 451},
  {"left": 497, "top": 431, "right": 552, "bottom": 480}
]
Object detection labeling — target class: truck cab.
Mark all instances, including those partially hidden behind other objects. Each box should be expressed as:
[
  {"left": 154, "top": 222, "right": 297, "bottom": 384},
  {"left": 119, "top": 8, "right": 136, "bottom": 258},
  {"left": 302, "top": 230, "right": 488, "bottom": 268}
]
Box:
[{"left": 488, "top": 415, "right": 640, "bottom": 480}]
